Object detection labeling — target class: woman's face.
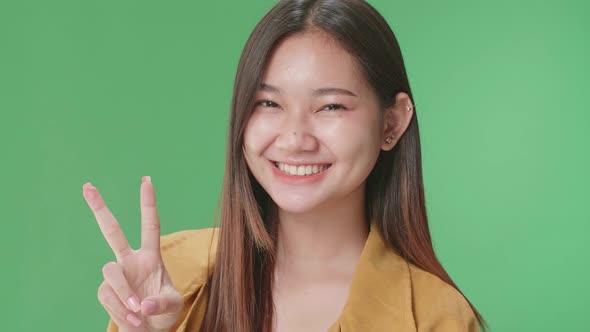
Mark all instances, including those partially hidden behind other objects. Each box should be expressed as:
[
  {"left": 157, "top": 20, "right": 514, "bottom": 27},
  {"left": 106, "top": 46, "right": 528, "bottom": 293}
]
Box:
[{"left": 243, "top": 31, "right": 389, "bottom": 214}]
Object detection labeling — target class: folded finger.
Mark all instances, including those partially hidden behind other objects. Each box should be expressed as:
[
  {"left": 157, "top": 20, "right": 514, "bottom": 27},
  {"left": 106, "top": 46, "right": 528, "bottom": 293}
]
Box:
[
  {"left": 141, "top": 290, "right": 183, "bottom": 316},
  {"left": 83, "top": 183, "right": 132, "bottom": 261},
  {"left": 102, "top": 262, "right": 141, "bottom": 313},
  {"left": 98, "top": 281, "right": 143, "bottom": 328}
]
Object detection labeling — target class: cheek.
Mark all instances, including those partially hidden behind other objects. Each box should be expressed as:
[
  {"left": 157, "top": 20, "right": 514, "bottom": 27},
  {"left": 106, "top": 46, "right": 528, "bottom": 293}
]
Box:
[
  {"left": 243, "top": 114, "right": 279, "bottom": 157},
  {"left": 320, "top": 113, "right": 382, "bottom": 159}
]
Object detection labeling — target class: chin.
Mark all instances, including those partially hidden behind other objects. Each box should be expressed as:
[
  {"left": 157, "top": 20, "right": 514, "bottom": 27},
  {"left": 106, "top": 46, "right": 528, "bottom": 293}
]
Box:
[{"left": 269, "top": 192, "right": 328, "bottom": 215}]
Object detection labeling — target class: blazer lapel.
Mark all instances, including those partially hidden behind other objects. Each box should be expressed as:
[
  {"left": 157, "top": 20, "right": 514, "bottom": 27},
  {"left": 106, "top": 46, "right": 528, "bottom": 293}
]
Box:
[{"left": 328, "top": 222, "right": 417, "bottom": 331}]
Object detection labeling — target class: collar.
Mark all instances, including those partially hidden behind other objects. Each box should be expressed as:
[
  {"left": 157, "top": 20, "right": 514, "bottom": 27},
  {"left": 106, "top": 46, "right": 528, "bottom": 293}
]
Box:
[
  {"left": 327, "top": 222, "right": 416, "bottom": 331},
  {"left": 166, "top": 223, "right": 417, "bottom": 331}
]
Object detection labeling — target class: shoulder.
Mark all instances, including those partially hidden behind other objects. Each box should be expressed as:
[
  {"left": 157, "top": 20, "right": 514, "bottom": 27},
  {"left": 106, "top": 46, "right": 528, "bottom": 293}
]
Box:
[
  {"left": 407, "top": 262, "right": 479, "bottom": 332},
  {"left": 159, "top": 227, "right": 219, "bottom": 297}
]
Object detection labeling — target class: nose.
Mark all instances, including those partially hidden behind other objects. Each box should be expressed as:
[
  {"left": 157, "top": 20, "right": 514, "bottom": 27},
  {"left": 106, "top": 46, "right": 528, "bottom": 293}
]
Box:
[{"left": 274, "top": 112, "right": 318, "bottom": 153}]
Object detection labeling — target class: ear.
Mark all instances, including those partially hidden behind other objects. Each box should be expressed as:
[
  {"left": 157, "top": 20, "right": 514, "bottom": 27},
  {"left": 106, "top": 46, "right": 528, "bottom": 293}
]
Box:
[{"left": 381, "top": 92, "right": 414, "bottom": 151}]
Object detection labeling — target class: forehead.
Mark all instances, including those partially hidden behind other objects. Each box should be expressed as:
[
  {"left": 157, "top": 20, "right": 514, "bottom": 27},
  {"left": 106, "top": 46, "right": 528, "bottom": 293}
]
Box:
[{"left": 260, "top": 31, "right": 367, "bottom": 91}]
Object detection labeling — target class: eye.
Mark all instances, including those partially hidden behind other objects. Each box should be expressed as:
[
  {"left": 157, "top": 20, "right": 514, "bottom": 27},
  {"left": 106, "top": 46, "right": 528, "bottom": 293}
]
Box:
[
  {"left": 322, "top": 103, "right": 348, "bottom": 111},
  {"left": 254, "top": 99, "right": 280, "bottom": 108}
]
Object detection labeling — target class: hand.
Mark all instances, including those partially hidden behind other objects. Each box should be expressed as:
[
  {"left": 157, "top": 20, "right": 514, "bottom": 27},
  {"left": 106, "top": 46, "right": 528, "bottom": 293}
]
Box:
[{"left": 83, "top": 176, "right": 183, "bottom": 332}]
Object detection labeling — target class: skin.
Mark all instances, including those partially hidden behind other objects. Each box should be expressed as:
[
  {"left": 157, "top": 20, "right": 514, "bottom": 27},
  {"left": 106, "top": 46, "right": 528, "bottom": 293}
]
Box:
[
  {"left": 83, "top": 177, "right": 183, "bottom": 332},
  {"left": 82, "top": 30, "right": 414, "bottom": 332},
  {"left": 243, "top": 31, "right": 414, "bottom": 332}
]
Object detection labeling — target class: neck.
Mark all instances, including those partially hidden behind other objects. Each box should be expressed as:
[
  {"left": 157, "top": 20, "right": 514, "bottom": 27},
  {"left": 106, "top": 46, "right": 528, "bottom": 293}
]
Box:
[{"left": 274, "top": 185, "right": 369, "bottom": 273}]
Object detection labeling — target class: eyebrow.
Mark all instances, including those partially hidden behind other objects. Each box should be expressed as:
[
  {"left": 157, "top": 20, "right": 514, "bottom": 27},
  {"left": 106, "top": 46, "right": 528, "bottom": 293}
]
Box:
[{"left": 259, "top": 82, "right": 358, "bottom": 97}]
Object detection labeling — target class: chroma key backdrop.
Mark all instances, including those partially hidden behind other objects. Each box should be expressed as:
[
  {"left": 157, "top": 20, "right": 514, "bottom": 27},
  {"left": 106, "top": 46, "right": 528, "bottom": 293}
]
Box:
[{"left": 1, "top": 1, "right": 588, "bottom": 331}]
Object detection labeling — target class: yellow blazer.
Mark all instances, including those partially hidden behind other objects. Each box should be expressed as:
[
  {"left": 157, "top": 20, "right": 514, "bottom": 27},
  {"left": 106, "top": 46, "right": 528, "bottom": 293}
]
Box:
[{"left": 107, "top": 225, "right": 479, "bottom": 332}]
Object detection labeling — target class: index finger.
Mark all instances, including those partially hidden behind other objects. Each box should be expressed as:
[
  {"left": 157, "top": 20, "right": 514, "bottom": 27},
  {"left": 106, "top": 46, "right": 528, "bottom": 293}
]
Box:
[{"left": 83, "top": 183, "right": 132, "bottom": 261}]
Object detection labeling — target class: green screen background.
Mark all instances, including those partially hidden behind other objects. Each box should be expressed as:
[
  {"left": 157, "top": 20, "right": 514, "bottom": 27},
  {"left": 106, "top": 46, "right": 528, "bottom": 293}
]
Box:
[{"left": 1, "top": 0, "right": 588, "bottom": 331}]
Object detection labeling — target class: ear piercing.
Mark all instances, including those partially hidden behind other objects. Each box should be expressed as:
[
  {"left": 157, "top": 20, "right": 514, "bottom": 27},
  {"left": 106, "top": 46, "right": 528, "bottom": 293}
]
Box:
[{"left": 385, "top": 103, "right": 413, "bottom": 144}]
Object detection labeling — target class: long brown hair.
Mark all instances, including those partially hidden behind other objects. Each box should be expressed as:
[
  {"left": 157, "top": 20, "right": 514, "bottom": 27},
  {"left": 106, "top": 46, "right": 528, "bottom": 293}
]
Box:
[{"left": 200, "top": 0, "right": 488, "bottom": 331}]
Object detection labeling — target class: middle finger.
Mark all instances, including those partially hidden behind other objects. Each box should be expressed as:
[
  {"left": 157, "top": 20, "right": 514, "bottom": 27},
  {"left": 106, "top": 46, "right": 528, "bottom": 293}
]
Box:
[{"left": 140, "top": 176, "right": 161, "bottom": 251}]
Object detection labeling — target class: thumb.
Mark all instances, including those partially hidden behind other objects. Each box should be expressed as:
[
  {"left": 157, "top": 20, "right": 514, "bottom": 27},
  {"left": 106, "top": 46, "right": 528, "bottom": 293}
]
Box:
[{"left": 141, "top": 290, "right": 183, "bottom": 316}]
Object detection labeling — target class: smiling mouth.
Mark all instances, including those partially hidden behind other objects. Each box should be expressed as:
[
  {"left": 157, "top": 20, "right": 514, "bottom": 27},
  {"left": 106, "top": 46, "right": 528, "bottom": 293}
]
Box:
[{"left": 273, "top": 161, "right": 332, "bottom": 176}]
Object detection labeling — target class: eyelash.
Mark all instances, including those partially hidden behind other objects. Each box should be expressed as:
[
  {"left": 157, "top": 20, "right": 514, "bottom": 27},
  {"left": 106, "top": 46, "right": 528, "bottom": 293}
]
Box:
[{"left": 254, "top": 99, "right": 348, "bottom": 111}]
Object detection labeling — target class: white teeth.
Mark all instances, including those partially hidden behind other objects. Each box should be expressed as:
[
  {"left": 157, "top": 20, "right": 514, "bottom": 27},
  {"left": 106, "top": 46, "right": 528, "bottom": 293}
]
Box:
[
  {"left": 275, "top": 162, "right": 330, "bottom": 176},
  {"left": 297, "top": 166, "right": 305, "bottom": 175}
]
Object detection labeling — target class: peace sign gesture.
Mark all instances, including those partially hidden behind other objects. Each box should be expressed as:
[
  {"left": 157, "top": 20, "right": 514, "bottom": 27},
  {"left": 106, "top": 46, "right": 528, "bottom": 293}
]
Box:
[{"left": 83, "top": 176, "right": 183, "bottom": 332}]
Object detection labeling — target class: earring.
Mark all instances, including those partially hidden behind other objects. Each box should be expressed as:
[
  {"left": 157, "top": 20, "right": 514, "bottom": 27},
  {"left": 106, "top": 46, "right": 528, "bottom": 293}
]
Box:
[
  {"left": 385, "top": 104, "right": 411, "bottom": 145},
  {"left": 385, "top": 134, "right": 395, "bottom": 144}
]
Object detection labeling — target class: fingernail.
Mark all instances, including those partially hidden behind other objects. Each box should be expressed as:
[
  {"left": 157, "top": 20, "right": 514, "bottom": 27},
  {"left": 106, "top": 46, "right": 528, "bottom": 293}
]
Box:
[
  {"left": 126, "top": 313, "right": 142, "bottom": 327},
  {"left": 142, "top": 176, "right": 151, "bottom": 184},
  {"left": 82, "top": 187, "right": 96, "bottom": 201},
  {"left": 127, "top": 296, "right": 141, "bottom": 312},
  {"left": 142, "top": 299, "right": 156, "bottom": 314}
]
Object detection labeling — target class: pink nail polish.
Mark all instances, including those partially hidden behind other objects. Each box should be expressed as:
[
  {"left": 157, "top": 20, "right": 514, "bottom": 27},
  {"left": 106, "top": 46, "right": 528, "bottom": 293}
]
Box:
[
  {"left": 83, "top": 188, "right": 95, "bottom": 201},
  {"left": 82, "top": 182, "right": 93, "bottom": 189},
  {"left": 126, "top": 313, "right": 142, "bottom": 327},
  {"left": 142, "top": 299, "right": 157, "bottom": 314},
  {"left": 127, "top": 296, "right": 141, "bottom": 312}
]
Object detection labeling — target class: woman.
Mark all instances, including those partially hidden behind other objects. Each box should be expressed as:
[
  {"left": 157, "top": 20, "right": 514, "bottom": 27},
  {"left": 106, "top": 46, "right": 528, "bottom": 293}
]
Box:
[{"left": 84, "top": 0, "right": 487, "bottom": 331}]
